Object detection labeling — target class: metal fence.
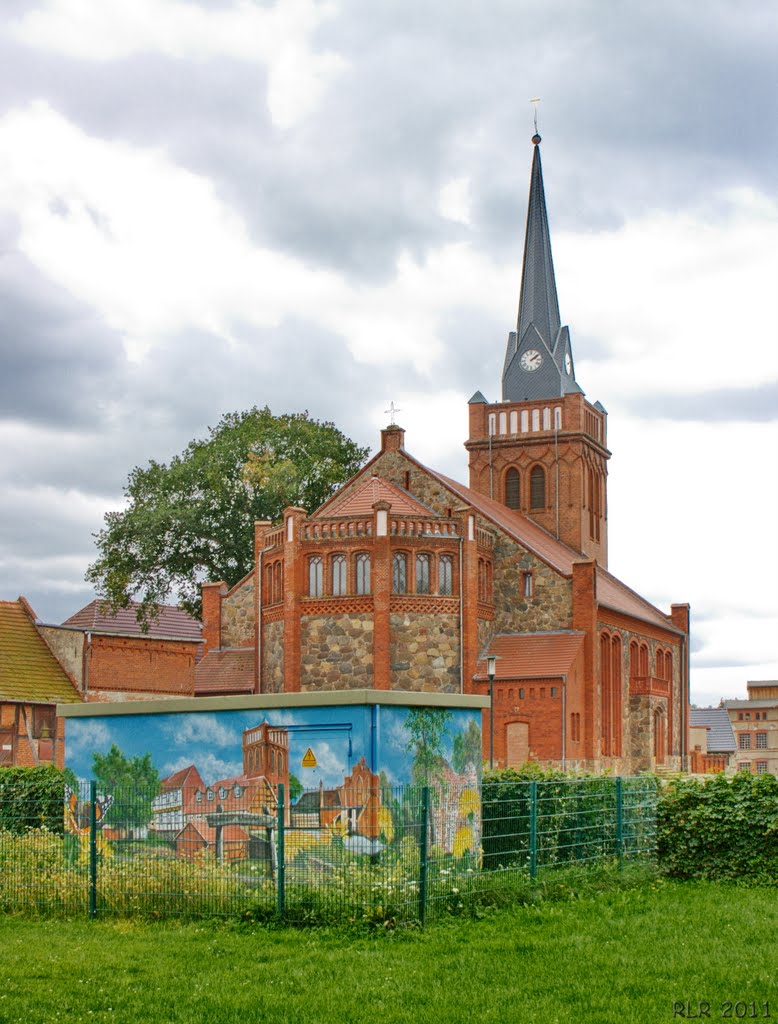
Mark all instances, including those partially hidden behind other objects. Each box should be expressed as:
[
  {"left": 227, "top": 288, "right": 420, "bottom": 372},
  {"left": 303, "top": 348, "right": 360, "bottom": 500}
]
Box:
[{"left": 0, "top": 776, "right": 657, "bottom": 924}]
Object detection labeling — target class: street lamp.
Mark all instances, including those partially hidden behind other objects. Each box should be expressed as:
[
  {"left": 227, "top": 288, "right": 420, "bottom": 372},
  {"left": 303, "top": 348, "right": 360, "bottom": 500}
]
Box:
[{"left": 486, "top": 654, "right": 497, "bottom": 768}]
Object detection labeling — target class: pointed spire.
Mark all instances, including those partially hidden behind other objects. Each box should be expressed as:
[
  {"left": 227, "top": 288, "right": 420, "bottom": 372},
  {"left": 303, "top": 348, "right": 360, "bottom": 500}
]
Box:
[
  {"left": 515, "top": 136, "right": 560, "bottom": 353},
  {"left": 502, "top": 134, "right": 581, "bottom": 402}
]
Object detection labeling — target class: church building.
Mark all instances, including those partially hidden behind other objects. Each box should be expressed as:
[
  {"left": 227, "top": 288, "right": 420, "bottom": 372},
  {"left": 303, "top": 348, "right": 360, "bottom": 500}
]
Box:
[{"left": 196, "top": 134, "right": 690, "bottom": 774}]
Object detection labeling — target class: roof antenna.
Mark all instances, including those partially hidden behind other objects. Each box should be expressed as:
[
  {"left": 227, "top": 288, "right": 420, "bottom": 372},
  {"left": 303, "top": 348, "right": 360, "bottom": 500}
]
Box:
[{"left": 530, "top": 97, "right": 541, "bottom": 144}]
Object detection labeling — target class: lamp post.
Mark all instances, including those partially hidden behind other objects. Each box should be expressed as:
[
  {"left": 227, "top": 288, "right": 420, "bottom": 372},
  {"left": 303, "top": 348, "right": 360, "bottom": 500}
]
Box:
[{"left": 486, "top": 654, "right": 497, "bottom": 768}]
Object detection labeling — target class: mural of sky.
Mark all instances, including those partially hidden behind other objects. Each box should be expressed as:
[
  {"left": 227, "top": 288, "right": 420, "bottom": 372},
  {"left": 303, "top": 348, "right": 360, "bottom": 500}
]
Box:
[{"left": 65, "top": 703, "right": 483, "bottom": 791}]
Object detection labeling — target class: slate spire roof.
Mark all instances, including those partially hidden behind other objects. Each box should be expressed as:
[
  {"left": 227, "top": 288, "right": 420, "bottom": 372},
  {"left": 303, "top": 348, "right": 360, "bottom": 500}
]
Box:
[{"left": 502, "top": 135, "right": 581, "bottom": 402}]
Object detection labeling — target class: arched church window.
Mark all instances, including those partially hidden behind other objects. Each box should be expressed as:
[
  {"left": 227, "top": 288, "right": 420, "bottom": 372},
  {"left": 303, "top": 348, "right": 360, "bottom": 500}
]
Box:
[
  {"left": 273, "top": 561, "right": 282, "bottom": 603},
  {"left": 392, "top": 553, "right": 407, "bottom": 594},
  {"left": 308, "top": 556, "right": 323, "bottom": 597},
  {"left": 530, "top": 466, "right": 546, "bottom": 510},
  {"left": 331, "top": 554, "right": 347, "bottom": 596},
  {"left": 438, "top": 555, "right": 453, "bottom": 596},
  {"left": 355, "top": 553, "right": 371, "bottom": 595},
  {"left": 415, "top": 553, "right": 431, "bottom": 594},
  {"left": 505, "top": 468, "right": 520, "bottom": 510}
]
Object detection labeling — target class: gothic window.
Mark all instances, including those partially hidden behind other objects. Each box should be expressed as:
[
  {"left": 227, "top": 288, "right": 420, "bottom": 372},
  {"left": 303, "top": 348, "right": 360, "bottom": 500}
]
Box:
[
  {"left": 393, "top": 553, "right": 407, "bottom": 594},
  {"left": 264, "top": 563, "right": 273, "bottom": 602},
  {"left": 505, "top": 468, "right": 520, "bottom": 510},
  {"left": 331, "top": 554, "right": 347, "bottom": 596},
  {"left": 308, "top": 555, "right": 323, "bottom": 597},
  {"left": 416, "top": 553, "right": 431, "bottom": 594},
  {"left": 355, "top": 553, "right": 371, "bottom": 595},
  {"left": 522, "top": 571, "right": 533, "bottom": 598},
  {"left": 530, "top": 466, "right": 546, "bottom": 510},
  {"left": 438, "top": 555, "right": 453, "bottom": 596},
  {"left": 274, "top": 561, "right": 282, "bottom": 603}
]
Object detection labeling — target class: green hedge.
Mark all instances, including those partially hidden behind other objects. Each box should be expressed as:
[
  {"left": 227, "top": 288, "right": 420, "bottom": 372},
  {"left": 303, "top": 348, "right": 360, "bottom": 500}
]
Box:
[
  {"left": 657, "top": 771, "right": 778, "bottom": 884},
  {"left": 0, "top": 765, "right": 67, "bottom": 835}
]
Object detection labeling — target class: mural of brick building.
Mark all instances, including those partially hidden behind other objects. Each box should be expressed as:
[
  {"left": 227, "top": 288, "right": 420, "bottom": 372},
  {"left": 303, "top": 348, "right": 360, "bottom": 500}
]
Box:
[{"left": 188, "top": 135, "right": 691, "bottom": 773}]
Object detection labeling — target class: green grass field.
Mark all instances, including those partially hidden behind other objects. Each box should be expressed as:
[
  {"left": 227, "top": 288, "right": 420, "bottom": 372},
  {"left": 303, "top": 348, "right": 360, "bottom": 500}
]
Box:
[{"left": 0, "top": 880, "right": 775, "bottom": 1024}]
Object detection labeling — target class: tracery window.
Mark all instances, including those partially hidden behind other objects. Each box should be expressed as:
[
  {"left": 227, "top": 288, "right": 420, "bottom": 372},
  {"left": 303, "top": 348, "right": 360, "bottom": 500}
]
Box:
[
  {"left": 355, "top": 553, "right": 371, "bottom": 595},
  {"left": 308, "top": 555, "right": 323, "bottom": 597},
  {"left": 415, "top": 553, "right": 431, "bottom": 594},
  {"left": 392, "top": 553, "right": 407, "bottom": 594},
  {"left": 438, "top": 555, "right": 453, "bottom": 596},
  {"left": 331, "top": 554, "right": 347, "bottom": 596}
]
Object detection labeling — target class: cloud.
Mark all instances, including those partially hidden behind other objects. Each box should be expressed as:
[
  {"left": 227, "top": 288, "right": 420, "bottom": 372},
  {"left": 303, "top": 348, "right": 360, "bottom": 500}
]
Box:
[
  {"left": 164, "top": 713, "right": 240, "bottom": 748},
  {"left": 10, "top": 0, "right": 345, "bottom": 128},
  {"left": 65, "top": 718, "right": 113, "bottom": 756}
]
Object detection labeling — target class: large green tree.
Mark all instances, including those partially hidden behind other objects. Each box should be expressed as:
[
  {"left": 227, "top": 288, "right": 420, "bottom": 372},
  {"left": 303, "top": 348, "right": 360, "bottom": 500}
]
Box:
[
  {"left": 86, "top": 407, "right": 369, "bottom": 622},
  {"left": 92, "top": 744, "right": 161, "bottom": 830}
]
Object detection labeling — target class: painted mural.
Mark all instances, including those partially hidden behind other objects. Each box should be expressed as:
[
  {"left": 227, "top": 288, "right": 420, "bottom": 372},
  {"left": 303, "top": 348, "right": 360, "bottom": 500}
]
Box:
[{"left": 64, "top": 703, "right": 483, "bottom": 866}]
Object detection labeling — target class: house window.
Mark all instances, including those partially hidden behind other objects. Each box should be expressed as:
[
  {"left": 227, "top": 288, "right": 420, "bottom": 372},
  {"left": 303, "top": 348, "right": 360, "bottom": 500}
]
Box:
[
  {"left": 519, "top": 688, "right": 525, "bottom": 699},
  {"left": 233, "top": 785, "right": 242, "bottom": 799},
  {"left": 393, "top": 553, "right": 407, "bottom": 594},
  {"left": 522, "top": 572, "right": 533, "bottom": 598},
  {"left": 195, "top": 790, "right": 203, "bottom": 803},
  {"left": 738, "top": 712, "right": 744, "bottom": 721},
  {"left": 355, "top": 553, "right": 371, "bottom": 595},
  {"left": 530, "top": 466, "right": 546, "bottom": 510},
  {"left": 207, "top": 789, "right": 215, "bottom": 801},
  {"left": 737, "top": 762, "right": 751, "bottom": 772},
  {"left": 438, "top": 555, "right": 453, "bottom": 595},
  {"left": 756, "top": 733, "right": 767, "bottom": 749},
  {"left": 219, "top": 787, "right": 228, "bottom": 800},
  {"left": 739, "top": 734, "right": 751, "bottom": 750},
  {"left": 308, "top": 555, "right": 323, "bottom": 597},
  {"left": 756, "top": 761, "right": 768, "bottom": 774},
  {"left": 331, "top": 554, "right": 347, "bottom": 596},
  {"left": 32, "top": 706, "right": 56, "bottom": 739},
  {"left": 551, "top": 687, "right": 558, "bottom": 698},
  {"left": 505, "top": 468, "right": 520, "bottom": 510},
  {"left": 416, "top": 553, "right": 431, "bottom": 594}
]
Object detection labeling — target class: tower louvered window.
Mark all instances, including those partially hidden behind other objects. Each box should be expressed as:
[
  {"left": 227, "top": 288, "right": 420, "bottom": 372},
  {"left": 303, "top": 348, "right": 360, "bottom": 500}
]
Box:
[
  {"left": 505, "top": 468, "right": 520, "bottom": 510},
  {"left": 530, "top": 466, "right": 546, "bottom": 510}
]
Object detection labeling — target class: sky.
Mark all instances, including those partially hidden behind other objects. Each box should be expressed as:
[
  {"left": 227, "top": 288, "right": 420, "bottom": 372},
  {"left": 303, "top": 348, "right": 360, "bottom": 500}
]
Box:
[{"left": 0, "top": 0, "right": 776, "bottom": 709}]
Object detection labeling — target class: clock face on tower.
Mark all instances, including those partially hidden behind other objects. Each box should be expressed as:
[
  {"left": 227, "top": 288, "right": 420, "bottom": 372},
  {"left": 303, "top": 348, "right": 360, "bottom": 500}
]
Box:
[{"left": 520, "top": 349, "right": 543, "bottom": 372}]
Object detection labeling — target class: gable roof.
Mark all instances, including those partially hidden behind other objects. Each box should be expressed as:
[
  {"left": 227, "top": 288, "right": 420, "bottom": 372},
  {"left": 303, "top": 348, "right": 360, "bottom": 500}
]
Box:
[
  {"left": 475, "top": 632, "right": 585, "bottom": 681},
  {"left": 160, "top": 764, "right": 205, "bottom": 792},
  {"left": 63, "top": 600, "right": 202, "bottom": 641},
  {"left": 317, "top": 474, "right": 434, "bottom": 518},
  {"left": 195, "top": 648, "right": 255, "bottom": 695},
  {"left": 0, "top": 599, "right": 82, "bottom": 703},
  {"left": 689, "top": 708, "right": 737, "bottom": 753}
]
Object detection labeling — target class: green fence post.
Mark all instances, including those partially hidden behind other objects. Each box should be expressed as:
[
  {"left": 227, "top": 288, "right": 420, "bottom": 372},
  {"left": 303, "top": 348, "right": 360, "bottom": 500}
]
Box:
[
  {"left": 418, "top": 786, "right": 430, "bottom": 926},
  {"left": 276, "top": 783, "right": 285, "bottom": 921},
  {"left": 88, "top": 780, "right": 97, "bottom": 920},
  {"left": 529, "top": 781, "right": 538, "bottom": 879},
  {"left": 615, "top": 777, "right": 624, "bottom": 868}
]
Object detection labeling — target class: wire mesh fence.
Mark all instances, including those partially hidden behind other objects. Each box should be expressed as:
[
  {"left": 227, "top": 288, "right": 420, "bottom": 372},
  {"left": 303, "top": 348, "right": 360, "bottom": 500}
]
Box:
[{"left": 0, "top": 775, "right": 658, "bottom": 924}]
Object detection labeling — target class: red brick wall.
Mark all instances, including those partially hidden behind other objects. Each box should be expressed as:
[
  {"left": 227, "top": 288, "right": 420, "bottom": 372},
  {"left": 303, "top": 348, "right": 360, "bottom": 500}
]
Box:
[{"left": 86, "top": 636, "right": 197, "bottom": 698}]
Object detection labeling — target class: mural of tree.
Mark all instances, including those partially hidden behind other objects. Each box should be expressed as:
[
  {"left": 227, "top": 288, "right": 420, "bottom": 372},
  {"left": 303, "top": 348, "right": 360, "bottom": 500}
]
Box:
[
  {"left": 405, "top": 707, "right": 453, "bottom": 789},
  {"left": 452, "top": 719, "right": 483, "bottom": 775},
  {"left": 92, "top": 744, "right": 160, "bottom": 831}
]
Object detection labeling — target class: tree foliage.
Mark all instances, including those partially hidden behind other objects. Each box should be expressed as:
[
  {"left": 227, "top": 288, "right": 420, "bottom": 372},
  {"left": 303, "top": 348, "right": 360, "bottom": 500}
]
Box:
[
  {"left": 86, "top": 407, "right": 369, "bottom": 622},
  {"left": 92, "top": 744, "right": 161, "bottom": 830}
]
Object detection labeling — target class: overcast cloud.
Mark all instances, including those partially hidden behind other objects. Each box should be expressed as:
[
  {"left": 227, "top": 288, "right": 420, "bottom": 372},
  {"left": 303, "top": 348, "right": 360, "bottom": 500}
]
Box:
[{"left": 1, "top": 0, "right": 776, "bottom": 707}]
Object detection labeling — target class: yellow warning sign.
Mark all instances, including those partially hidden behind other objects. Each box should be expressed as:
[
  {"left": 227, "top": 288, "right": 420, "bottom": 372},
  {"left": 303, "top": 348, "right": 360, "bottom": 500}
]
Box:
[{"left": 301, "top": 747, "right": 317, "bottom": 768}]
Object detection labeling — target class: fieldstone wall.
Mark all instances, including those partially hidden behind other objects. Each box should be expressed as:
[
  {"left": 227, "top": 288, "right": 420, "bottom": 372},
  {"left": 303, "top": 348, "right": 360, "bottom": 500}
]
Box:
[
  {"left": 492, "top": 535, "right": 572, "bottom": 634},
  {"left": 222, "top": 577, "right": 255, "bottom": 648},
  {"left": 299, "top": 614, "right": 374, "bottom": 690},
  {"left": 389, "top": 613, "right": 460, "bottom": 692},
  {"left": 261, "top": 619, "right": 284, "bottom": 693}
]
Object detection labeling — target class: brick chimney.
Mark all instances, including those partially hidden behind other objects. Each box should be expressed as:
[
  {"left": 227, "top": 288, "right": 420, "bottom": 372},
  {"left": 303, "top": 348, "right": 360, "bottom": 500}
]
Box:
[{"left": 381, "top": 425, "right": 405, "bottom": 452}]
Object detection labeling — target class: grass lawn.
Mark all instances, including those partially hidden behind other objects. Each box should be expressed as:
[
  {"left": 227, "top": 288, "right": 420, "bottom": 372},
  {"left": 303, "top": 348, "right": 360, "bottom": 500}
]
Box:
[{"left": 0, "top": 880, "right": 775, "bottom": 1024}]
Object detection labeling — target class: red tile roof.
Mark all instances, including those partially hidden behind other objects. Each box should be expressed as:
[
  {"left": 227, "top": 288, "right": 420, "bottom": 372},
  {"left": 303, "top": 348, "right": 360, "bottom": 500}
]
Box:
[
  {"left": 194, "top": 649, "right": 255, "bottom": 695},
  {"left": 319, "top": 475, "right": 433, "bottom": 518},
  {"left": 0, "top": 599, "right": 82, "bottom": 703},
  {"left": 63, "top": 600, "right": 202, "bottom": 641},
  {"left": 160, "top": 765, "right": 205, "bottom": 792},
  {"left": 474, "top": 632, "right": 585, "bottom": 680}
]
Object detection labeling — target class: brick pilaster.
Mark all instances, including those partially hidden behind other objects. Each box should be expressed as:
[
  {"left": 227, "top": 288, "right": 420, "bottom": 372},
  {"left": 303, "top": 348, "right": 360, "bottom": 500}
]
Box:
[
  {"left": 253, "top": 520, "right": 272, "bottom": 694},
  {"left": 571, "top": 559, "right": 598, "bottom": 760},
  {"left": 282, "top": 507, "right": 307, "bottom": 692},
  {"left": 459, "top": 508, "right": 479, "bottom": 693},
  {"left": 372, "top": 500, "right": 392, "bottom": 690}
]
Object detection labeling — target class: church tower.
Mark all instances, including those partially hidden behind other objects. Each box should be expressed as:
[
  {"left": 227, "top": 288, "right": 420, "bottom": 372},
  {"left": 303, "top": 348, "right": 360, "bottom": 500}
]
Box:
[{"left": 465, "top": 134, "right": 610, "bottom": 566}]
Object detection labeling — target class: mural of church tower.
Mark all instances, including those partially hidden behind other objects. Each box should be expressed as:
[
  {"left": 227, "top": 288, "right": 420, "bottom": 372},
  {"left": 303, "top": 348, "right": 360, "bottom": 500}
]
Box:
[{"left": 466, "top": 134, "right": 610, "bottom": 567}]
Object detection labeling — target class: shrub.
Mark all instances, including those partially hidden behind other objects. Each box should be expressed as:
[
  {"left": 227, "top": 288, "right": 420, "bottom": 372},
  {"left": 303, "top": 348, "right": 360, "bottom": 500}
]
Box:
[
  {"left": 657, "top": 771, "right": 778, "bottom": 884},
  {"left": 0, "top": 765, "right": 66, "bottom": 835}
]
